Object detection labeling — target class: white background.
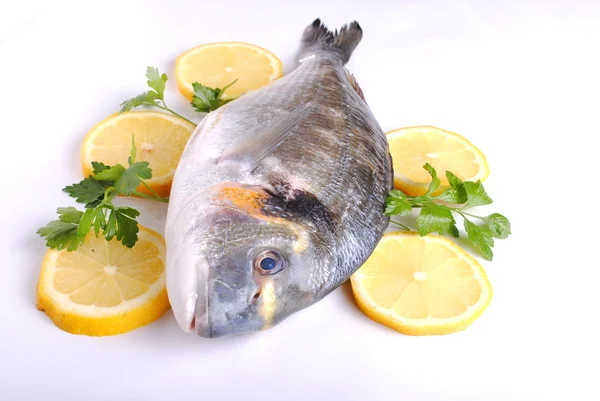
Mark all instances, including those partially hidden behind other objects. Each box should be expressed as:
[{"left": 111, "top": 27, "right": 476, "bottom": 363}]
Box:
[{"left": 1, "top": 0, "right": 599, "bottom": 400}]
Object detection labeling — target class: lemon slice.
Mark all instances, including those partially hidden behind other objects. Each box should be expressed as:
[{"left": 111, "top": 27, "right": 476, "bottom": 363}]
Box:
[
  {"left": 36, "top": 226, "right": 169, "bottom": 336},
  {"left": 175, "top": 42, "right": 283, "bottom": 101},
  {"left": 81, "top": 111, "right": 196, "bottom": 198},
  {"left": 387, "top": 126, "right": 489, "bottom": 196},
  {"left": 350, "top": 232, "right": 492, "bottom": 335}
]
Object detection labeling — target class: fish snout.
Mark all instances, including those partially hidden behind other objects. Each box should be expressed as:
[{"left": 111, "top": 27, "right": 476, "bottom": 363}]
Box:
[
  {"left": 167, "top": 246, "right": 266, "bottom": 337},
  {"left": 166, "top": 247, "right": 209, "bottom": 333}
]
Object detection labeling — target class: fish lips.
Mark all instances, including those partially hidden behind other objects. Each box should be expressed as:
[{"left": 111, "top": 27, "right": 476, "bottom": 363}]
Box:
[
  {"left": 167, "top": 246, "right": 264, "bottom": 338},
  {"left": 166, "top": 245, "right": 206, "bottom": 334}
]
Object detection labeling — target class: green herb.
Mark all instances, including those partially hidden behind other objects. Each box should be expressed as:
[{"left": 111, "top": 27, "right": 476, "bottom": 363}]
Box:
[
  {"left": 384, "top": 190, "right": 412, "bottom": 216},
  {"left": 384, "top": 163, "right": 511, "bottom": 261},
  {"left": 37, "top": 137, "right": 168, "bottom": 251},
  {"left": 119, "top": 66, "right": 195, "bottom": 125},
  {"left": 120, "top": 67, "right": 237, "bottom": 122},
  {"left": 191, "top": 79, "right": 238, "bottom": 113},
  {"left": 36, "top": 207, "right": 85, "bottom": 251}
]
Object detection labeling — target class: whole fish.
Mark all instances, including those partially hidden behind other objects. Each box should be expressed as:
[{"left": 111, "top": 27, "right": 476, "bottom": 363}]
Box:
[{"left": 165, "top": 18, "right": 393, "bottom": 337}]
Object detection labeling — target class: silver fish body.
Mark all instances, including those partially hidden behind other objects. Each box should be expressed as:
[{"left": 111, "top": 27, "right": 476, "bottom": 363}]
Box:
[{"left": 165, "top": 19, "right": 393, "bottom": 337}]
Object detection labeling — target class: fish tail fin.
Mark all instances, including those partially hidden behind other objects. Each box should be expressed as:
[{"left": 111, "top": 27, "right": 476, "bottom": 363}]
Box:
[{"left": 299, "top": 18, "right": 363, "bottom": 64}]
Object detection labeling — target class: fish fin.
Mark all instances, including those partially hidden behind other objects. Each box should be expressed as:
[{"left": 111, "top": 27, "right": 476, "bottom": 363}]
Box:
[
  {"left": 344, "top": 68, "right": 366, "bottom": 102},
  {"left": 218, "top": 103, "right": 312, "bottom": 171},
  {"left": 299, "top": 18, "right": 362, "bottom": 64}
]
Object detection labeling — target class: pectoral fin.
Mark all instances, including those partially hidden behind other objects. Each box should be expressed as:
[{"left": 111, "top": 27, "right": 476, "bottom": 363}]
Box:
[{"left": 218, "top": 103, "right": 312, "bottom": 172}]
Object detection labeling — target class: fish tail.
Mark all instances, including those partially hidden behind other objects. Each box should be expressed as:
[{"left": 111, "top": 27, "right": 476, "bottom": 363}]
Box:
[{"left": 299, "top": 18, "right": 363, "bottom": 64}]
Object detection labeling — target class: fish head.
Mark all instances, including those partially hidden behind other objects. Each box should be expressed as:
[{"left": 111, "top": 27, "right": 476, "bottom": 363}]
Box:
[{"left": 166, "top": 183, "right": 337, "bottom": 338}]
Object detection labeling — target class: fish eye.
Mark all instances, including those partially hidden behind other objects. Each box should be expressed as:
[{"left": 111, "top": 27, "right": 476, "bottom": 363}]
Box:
[{"left": 254, "top": 250, "right": 285, "bottom": 275}]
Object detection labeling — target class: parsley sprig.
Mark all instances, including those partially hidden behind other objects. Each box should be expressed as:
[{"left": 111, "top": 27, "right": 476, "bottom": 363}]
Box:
[
  {"left": 120, "top": 66, "right": 238, "bottom": 120},
  {"left": 191, "top": 79, "right": 238, "bottom": 113},
  {"left": 119, "top": 66, "right": 195, "bottom": 125},
  {"left": 42, "top": 66, "right": 238, "bottom": 252},
  {"left": 385, "top": 163, "right": 511, "bottom": 261},
  {"left": 37, "top": 137, "right": 168, "bottom": 251}
]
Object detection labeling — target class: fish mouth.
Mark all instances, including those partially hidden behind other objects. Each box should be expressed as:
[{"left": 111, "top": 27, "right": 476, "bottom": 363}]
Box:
[
  {"left": 167, "top": 247, "right": 209, "bottom": 335},
  {"left": 193, "top": 280, "right": 263, "bottom": 338},
  {"left": 168, "top": 251, "right": 262, "bottom": 338}
]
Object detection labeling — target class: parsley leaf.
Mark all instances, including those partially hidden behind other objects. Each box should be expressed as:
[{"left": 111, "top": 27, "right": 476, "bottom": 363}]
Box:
[
  {"left": 36, "top": 207, "right": 85, "bottom": 251},
  {"left": 191, "top": 82, "right": 216, "bottom": 112},
  {"left": 416, "top": 202, "right": 456, "bottom": 236},
  {"left": 76, "top": 205, "right": 139, "bottom": 248},
  {"left": 104, "top": 206, "right": 140, "bottom": 248},
  {"left": 63, "top": 178, "right": 106, "bottom": 207},
  {"left": 119, "top": 91, "right": 159, "bottom": 112},
  {"left": 385, "top": 199, "right": 412, "bottom": 216},
  {"left": 384, "top": 189, "right": 412, "bottom": 216},
  {"left": 464, "top": 218, "right": 494, "bottom": 261},
  {"left": 78, "top": 207, "right": 103, "bottom": 238},
  {"left": 93, "top": 208, "right": 106, "bottom": 236},
  {"left": 94, "top": 164, "right": 126, "bottom": 182},
  {"left": 436, "top": 171, "right": 468, "bottom": 204},
  {"left": 483, "top": 213, "right": 511, "bottom": 239},
  {"left": 389, "top": 189, "right": 406, "bottom": 199},
  {"left": 91, "top": 161, "right": 111, "bottom": 176},
  {"left": 113, "top": 136, "right": 153, "bottom": 196},
  {"left": 422, "top": 163, "right": 441, "bottom": 196},
  {"left": 115, "top": 162, "right": 152, "bottom": 196},
  {"left": 56, "top": 206, "right": 83, "bottom": 223},
  {"left": 145, "top": 66, "right": 167, "bottom": 100},
  {"left": 191, "top": 79, "right": 238, "bottom": 113},
  {"left": 463, "top": 180, "right": 493, "bottom": 208}
]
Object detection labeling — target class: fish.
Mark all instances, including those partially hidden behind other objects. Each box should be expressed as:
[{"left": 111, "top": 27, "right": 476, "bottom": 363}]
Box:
[{"left": 164, "top": 18, "right": 394, "bottom": 338}]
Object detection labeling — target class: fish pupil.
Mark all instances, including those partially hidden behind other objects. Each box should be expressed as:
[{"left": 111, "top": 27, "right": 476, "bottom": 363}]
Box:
[{"left": 260, "top": 257, "right": 277, "bottom": 271}]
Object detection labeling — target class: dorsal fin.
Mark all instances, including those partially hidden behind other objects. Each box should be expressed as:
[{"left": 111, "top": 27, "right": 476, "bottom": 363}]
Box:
[
  {"left": 218, "top": 103, "right": 312, "bottom": 172},
  {"left": 344, "top": 68, "right": 366, "bottom": 102}
]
